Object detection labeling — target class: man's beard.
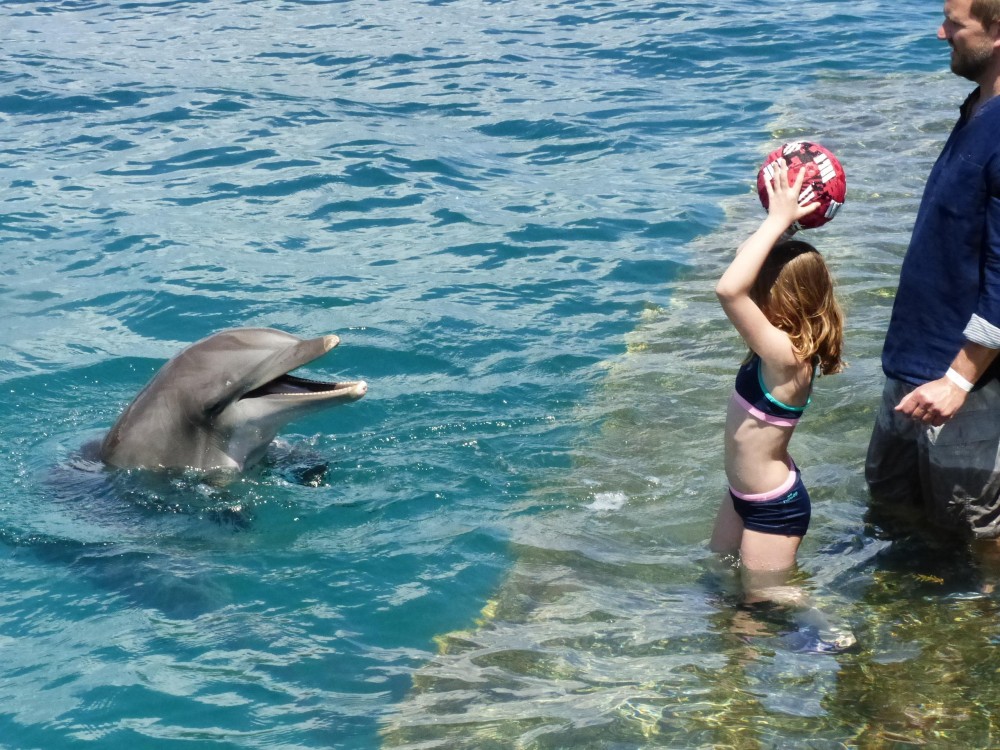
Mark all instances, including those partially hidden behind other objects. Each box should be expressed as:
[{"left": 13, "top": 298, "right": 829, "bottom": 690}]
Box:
[{"left": 951, "top": 40, "right": 994, "bottom": 81}]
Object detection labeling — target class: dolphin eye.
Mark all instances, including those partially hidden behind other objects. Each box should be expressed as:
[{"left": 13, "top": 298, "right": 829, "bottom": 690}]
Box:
[{"left": 205, "top": 397, "right": 230, "bottom": 418}]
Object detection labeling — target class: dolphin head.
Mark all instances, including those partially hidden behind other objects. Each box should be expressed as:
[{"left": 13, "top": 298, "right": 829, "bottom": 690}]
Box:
[{"left": 99, "top": 328, "right": 367, "bottom": 472}]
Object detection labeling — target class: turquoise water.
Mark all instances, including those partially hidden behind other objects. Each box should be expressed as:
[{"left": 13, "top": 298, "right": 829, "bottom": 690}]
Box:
[{"left": 3, "top": 1, "right": 991, "bottom": 748}]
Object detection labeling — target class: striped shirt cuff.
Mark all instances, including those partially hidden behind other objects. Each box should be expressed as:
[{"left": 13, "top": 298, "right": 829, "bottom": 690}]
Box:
[{"left": 965, "top": 314, "right": 1000, "bottom": 348}]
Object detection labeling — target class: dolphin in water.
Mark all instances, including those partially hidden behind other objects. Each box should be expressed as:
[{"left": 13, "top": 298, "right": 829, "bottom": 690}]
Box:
[{"left": 97, "top": 327, "right": 368, "bottom": 472}]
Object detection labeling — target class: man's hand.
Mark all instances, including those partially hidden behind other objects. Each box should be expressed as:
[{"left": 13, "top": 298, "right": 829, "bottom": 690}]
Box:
[{"left": 895, "top": 377, "right": 969, "bottom": 426}]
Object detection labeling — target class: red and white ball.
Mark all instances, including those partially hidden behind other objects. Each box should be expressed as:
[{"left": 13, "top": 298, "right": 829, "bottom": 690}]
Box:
[{"left": 757, "top": 141, "right": 846, "bottom": 229}]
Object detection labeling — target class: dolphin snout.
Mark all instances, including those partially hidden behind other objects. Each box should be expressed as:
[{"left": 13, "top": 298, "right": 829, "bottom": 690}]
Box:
[{"left": 322, "top": 335, "right": 341, "bottom": 352}]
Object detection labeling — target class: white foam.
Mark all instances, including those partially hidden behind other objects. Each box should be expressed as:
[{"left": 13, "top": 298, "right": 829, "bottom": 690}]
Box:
[{"left": 587, "top": 491, "right": 628, "bottom": 512}]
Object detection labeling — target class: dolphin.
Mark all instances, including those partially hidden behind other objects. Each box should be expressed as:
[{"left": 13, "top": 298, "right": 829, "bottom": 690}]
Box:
[{"left": 97, "top": 327, "right": 367, "bottom": 471}]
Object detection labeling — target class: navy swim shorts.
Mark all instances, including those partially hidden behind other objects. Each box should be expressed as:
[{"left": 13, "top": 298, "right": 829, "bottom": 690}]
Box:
[{"left": 729, "top": 468, "right": 811, "bottom": 537}]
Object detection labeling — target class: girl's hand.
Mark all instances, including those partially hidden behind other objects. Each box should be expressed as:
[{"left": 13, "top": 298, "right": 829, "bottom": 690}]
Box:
[{"left": 763, "top": 159, "right": 819, "bottom": 228}]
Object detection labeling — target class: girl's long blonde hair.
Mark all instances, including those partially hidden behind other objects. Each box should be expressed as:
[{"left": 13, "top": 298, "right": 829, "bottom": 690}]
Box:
[{"left": 750, "top": 239, "right": 845, "bottom": 375}]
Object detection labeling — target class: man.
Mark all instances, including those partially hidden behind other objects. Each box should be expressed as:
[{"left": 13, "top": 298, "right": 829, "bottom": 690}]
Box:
[{"left": 866, "top": 0, "right": 1000, "bottom": 539}]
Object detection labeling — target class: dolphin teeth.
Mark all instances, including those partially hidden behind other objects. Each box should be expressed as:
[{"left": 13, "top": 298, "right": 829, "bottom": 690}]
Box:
[{"left": 243, "top": 375, "right": 347, "bottom": 399}]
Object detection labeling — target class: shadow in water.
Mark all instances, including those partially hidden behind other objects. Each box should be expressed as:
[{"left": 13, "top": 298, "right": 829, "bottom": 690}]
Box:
[{"left": 5, "top": 440, "right": 335, "bottom": 621}]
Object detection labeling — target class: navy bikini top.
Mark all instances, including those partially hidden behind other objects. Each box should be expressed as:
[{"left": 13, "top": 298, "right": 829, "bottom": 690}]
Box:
[{"left": 732, "top": 354, "right": 813, "bottom": 428}]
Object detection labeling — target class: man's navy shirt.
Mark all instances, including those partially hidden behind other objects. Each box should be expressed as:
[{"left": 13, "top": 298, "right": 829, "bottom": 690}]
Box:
[{"left": 882, "top": 90, "right": 1000, "bottom": 386}]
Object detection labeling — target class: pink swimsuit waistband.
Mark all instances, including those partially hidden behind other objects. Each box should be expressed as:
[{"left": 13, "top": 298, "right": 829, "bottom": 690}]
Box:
[{"left": 729, "top": 463, "right": 798, "bottom": 502}]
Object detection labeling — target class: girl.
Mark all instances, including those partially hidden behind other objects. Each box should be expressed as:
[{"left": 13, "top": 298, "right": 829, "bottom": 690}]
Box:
[{"left": 711, "top": 160, "right": 845, "bottom": 574}]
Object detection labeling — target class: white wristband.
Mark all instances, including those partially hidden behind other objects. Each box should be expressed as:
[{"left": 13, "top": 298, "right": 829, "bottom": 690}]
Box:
[{"left": 946, "top": 367, "right": 974, "bottom": 392}]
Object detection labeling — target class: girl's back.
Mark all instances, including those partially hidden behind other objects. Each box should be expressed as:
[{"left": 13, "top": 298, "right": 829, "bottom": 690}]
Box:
[{"left": 724, "top": 352, "right": 813, "bottom": 495}]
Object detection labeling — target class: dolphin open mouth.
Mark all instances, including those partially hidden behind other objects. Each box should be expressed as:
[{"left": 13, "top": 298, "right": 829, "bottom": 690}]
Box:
[
  {"left": 98, "top": 328, "right": 368, "bottom": 472},
  {"left": 242, "top": 374, "right": 367, "bottom": 400},
  {"left": 237, "top": 333, "right": 367, "bottom": 402}
]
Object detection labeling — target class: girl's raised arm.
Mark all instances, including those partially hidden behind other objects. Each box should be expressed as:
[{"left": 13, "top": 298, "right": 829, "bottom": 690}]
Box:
[{"left": 715, "top": 161, "right": 817, "bottom": 364}]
